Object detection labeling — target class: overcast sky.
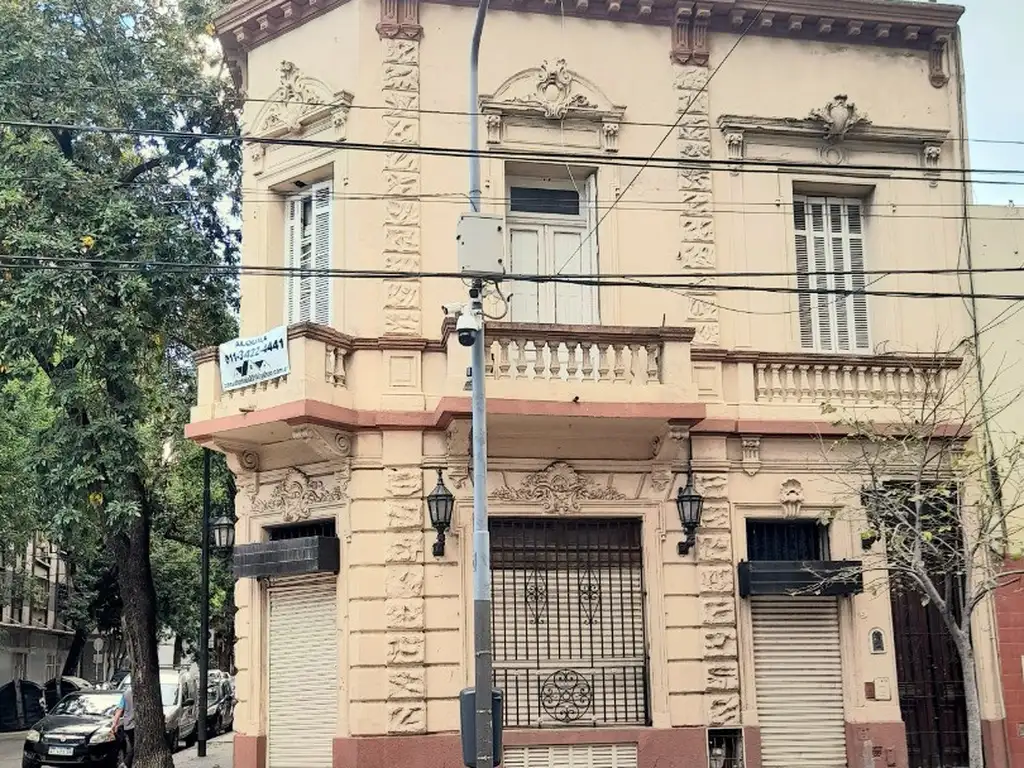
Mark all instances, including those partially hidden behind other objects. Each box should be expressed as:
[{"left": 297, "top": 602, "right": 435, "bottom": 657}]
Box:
[{"left": 961, "top": 0, "right": 1022, "bottom": 204}]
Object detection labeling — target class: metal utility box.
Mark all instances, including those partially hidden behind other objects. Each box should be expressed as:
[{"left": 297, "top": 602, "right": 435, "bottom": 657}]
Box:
[
  {"left": 456, "top": 213, "right": 505, "bottom": 275},
  {"left": 459, "top": 688, "right": 503, "bottom": 767}
]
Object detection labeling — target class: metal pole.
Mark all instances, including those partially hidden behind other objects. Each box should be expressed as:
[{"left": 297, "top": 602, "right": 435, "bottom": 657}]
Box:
[
  {"left": 468, "top": 3, "right": 492, "bottom": 767},
  {"left": 197, "top": 447, "right": 211, "bottom": 757}
]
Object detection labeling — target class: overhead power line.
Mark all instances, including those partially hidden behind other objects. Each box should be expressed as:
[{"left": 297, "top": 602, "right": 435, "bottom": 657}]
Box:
[
  {"left": 3, "top": 254, "right": 1023, "bottom": 280},
  {"left": 4, "top": 120, "right": 1024, "bottom": 187},
  {"left": 4, "top": 78, "right": 1024, "bottom": 148},
  {"left": 3, "top": 257, "right": 1024, "bottom": 302}
]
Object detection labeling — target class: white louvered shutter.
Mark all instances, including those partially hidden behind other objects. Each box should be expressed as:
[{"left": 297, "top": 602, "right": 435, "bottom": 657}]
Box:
[
  {"left": 751, "top": 597, "right": 847, "bottom": 768},
  {"left": 509, "top": 225, "right": 542, "bottom": 324},
  {"left": 284, "top": 198, "right": 301, "bottom": 324},
  {"left": 846, "top": 202, "right": 870, "bottom": 350},
  {"left": 793, "top": 199, "right": 814, "bottom": 349},
  {"left": 268, "top": 579, "right": 338, "bottom": 768},
  {"left": 503, "top": 744, "right": 638, "bottom": 768},
  {"left": 311, "top": 181, "right": 333, "bottom": 325},
  {"left": 794, "top": 196, "right": 870, "bottom": 352}
]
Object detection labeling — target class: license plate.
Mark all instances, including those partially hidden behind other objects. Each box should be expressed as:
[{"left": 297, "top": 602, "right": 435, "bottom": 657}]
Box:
[{"left": 48, "top": 746, "right": 75, "bottom": 756}]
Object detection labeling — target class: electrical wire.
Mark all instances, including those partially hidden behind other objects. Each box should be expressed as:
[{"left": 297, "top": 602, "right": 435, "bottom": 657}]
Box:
[
  {"left": 5, "top": 77, "right": 1024, "bottom": 148},
  {"left": 5, "top": 119, "right": 1024, "bottom": 185},
  {"left": 3, "top": 258, "right": 1024, "bottom": 302},
  {"left": 3, "top": 254, "right": 1023, "bottom": 281}
]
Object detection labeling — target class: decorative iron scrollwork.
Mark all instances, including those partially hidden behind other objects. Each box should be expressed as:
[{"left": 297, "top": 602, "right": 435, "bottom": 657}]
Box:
[
  {"left": 524, "top": 571, "right": 547, "bottom": 625},
  {"left": 540, "top": 669, "right": 593, "bottom": 723},
  {"left": 577, "top": 568, "right": 601, "bottom": 624}
]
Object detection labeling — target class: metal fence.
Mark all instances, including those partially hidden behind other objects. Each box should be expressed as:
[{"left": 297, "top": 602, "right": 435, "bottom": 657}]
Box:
[{"left": 490, "top": 517, "right": 650, "bottom": 728}]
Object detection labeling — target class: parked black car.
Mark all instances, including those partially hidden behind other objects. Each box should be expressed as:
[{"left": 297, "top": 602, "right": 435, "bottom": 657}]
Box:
[
  {"left": 206, "top": 677, "right": 235, "bottom": 736},
  {"left": 22, "top": 691, "right": 127, "bottom": 768}
]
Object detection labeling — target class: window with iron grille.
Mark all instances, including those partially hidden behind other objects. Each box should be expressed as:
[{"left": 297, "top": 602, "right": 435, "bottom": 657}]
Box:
[
  {"left": 490, "top": 517, "right": 650, "bottom": 728},
  {"left": 266, "top": 518, "right": 338, "bottom": 541},
  {"left": 746, "top": 520, "right": 829, "bottom": 561}
]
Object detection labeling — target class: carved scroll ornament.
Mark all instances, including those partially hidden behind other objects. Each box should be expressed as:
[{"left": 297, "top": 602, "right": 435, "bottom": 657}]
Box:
[{"left": 491, "top": 461, "right": 625, "bottom": 514}]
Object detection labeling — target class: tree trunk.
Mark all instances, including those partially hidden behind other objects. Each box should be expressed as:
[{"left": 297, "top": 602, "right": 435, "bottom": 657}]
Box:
[
  {"left": 110, "top": 510, "right": 174, "bottom": 768},
  {"left": 61, "top": 625, "right": 89, "bottom": 676},
  {"left": 954, "top": 635, "right": 986, "bottom": 768}
]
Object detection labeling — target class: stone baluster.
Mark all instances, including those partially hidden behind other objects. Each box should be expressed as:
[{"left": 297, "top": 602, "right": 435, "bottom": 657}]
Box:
[
  {"left": 645, "top": 343, "right": 661, "bottom": 384},
  {"left": 842, "top": 365, "right": 855, "bottom": 403},
  {"left": 755, "top": 364, "right": 768, "bottom": 401},
  {"left": 628, "top": 343, "right": 642, "bottom": 383},
  {"left": 533, "top": 339, "right": 547, "bottom": 379},
  {"left": 581, "top": 344, "right": 595, "bottom": 381},
  {"left": 597, "top": 343, "right": 611, "bottom": 382},
  {"left": 771, "top": 364, "right": 784, "bottom": 402},
  {"left": 484, "top": 339, "right": 494, "bottom": 378},
  {"left": 548, "top": 340, "right": 562, "bottom": 379},
  {"left": 326, "top": 345, "right": 347, "bottom": 386},
  {"left": 515, "top": 339, "right": 529, "bottom": 379},
  {"left": 565, "top": 342, "right": 580, "bottom": 380},
  {"left": 612, "top": 344, "right": 627, "bottom": 382},
  {"left": 496, "top": 338, "right": 511, "bottom": 379}
]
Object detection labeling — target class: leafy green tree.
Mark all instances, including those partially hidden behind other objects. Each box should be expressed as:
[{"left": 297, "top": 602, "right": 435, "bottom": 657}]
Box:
[{"left": 0, "top": 0, "right": 239, "bottom": 765}]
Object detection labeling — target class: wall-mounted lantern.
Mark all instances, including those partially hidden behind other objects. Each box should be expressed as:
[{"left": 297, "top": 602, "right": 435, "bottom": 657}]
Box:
[
  {"left": 676, "top": 433, "right": 704, "bottom": 556},
  {"left": 427, "top": 469, "right": 455, "bottom": 557}
]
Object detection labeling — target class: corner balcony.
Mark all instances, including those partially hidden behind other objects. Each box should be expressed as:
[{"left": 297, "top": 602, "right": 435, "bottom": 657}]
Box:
[{"left": 187, "top": 321, "right": 703, "bottom": 446}]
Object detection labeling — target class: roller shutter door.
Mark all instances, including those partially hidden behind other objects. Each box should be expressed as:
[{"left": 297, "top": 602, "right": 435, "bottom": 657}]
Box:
[
  {"left": 268, "top": 579, "right": 338, "bottom": 768},
  {"left": 751, "top": 596, "right": 847, "bottom": 768},
  {"left": 502, "top": 744, "right": 639, "bottom": 768}
]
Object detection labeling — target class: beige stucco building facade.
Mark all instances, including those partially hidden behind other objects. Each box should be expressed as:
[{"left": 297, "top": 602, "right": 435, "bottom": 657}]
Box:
[{"left": 187, "top": 0, "right": 1015, "bottom": 766}]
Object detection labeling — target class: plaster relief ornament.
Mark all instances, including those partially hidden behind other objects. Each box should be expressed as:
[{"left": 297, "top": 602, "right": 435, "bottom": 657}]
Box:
[
  {"left": 511, "top": 59, "right": 598, "bottom": 119},
  {"left": 482, "top": 59, "right": 625, "bottom": 132},
  {"left": 491, "top": 461, "right": 625, "bottom": 514},
  {"left": 809, "top": 94, "right": 870, "bottom": 141},
  {"left": 247, "top": 60, "right": 354, "bottom": 143},
  {"left": 780, "top": 478, "right": 804, "bottom": 519},
  {"left": 252, "top": 468, "right": 345, "bottom": 522}
]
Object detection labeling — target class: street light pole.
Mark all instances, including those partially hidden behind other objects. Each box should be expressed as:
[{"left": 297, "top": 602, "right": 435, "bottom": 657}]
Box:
[
  {"left": 467, "top": 3, "right": 492, "bottom": 767},
  {"left": 197, "top": 447, "right": 211, "bottom": 757}
]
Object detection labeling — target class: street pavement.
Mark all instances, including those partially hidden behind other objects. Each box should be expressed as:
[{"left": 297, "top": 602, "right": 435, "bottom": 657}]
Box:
[{"left": 0, "top": 731, "right": 232, "bottom": 768}]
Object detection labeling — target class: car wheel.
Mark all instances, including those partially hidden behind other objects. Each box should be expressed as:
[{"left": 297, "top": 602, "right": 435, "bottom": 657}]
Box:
[{"left": 212, "top": 715, "right": 223, "bottom": 736}]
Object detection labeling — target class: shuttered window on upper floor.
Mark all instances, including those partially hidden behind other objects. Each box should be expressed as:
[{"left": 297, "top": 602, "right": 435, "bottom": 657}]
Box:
[
  {"left": 793, "top": 196, "right": 870, "bottom": 353},
  {"left": 285, "top": 181, "right": 332, "bottom": 325}
]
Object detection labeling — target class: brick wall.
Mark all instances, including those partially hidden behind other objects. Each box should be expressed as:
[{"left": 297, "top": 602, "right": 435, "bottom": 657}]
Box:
[{"left": 994, "top": 559, "right": 1024, "bottom": 764}]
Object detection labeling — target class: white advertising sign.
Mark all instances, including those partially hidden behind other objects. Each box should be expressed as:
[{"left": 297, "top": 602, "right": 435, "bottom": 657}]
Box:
[{"left": 219, "top": 326, "right": 290, "bottom": 392}]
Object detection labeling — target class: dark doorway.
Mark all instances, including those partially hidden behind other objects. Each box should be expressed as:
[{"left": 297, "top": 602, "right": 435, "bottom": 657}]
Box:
[
  {"left": 890, "top": 589, "right": 969, "bottom": 767},
  {"left": 875, "top": 482, "right": 969, "bottom": 768}
]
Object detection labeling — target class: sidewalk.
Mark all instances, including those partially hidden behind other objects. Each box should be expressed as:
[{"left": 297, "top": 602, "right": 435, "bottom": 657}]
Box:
[{"left": 173, "top": 735, "right": 233, "bottom": 768}]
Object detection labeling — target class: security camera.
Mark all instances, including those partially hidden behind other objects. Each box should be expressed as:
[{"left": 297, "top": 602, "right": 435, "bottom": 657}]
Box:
[
  {"left": 456, "top": 311, "right": 481, "bottom": 347},
  {"left": 441, "top": 302, "right": 464, "bottom": 317}
]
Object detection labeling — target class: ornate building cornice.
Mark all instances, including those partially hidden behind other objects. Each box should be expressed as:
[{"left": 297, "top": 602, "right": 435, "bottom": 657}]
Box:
[{"left": 214, "top": 0, "right": 963, "bottom": 89}]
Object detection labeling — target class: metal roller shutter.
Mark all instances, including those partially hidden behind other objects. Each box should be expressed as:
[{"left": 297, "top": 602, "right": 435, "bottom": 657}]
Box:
[
  {"left": 268, "top": 579, "right": 338, "bottom": 768},
  {"left": 502, "top": 744, "right": 639, "bottom": 768},
  {"left": 751, "top": 596, "right": 847, "bottom": 768}
]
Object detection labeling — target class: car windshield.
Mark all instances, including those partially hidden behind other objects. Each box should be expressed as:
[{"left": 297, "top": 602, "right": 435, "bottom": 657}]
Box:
[
  {"left": 51, "top": 693, "right": 121, "bottom": 718},
  {"left": 160, "top": 684, "right": 179, "bottom": 706}
]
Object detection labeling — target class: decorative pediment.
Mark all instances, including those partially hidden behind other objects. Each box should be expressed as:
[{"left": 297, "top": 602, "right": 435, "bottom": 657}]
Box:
[
  {"left": 491, "top": 461, "right": 625, "bottom": 514},
  {"left": 246, "top": 60, "right": 354, "bottom": 173},
  {"left": 481, "top": 59, "right": 625, "bottom": 152},
  {"left": 718, "top": 94, "right": 948, "bottom": 177},
  {"left": 252, "top": 468, "right": 346, "bottom": 522}
]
